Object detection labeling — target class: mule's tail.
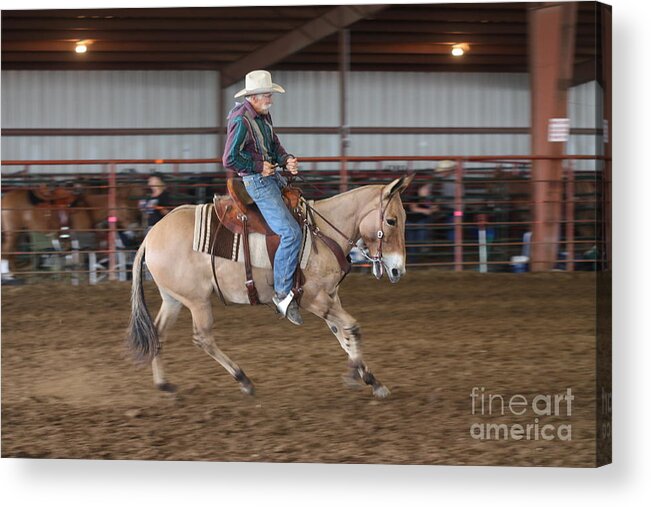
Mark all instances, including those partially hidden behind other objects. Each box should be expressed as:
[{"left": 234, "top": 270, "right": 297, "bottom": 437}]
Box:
[{"left": 126, "top": 242, "right": 159, "bottom": 363}]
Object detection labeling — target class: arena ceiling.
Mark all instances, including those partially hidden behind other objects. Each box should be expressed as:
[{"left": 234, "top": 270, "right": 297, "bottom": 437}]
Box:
[{"left": 2, "top": 3, "right": 601, "bottom": 86}]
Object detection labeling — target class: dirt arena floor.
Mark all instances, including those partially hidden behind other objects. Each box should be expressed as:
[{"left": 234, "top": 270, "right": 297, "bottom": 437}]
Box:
[{"left": 2, "top": 270, "right": 599, "bottom": 466}]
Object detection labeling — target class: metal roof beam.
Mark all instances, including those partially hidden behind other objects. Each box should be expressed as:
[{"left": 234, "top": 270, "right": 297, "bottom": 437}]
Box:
[
  {"left": 1, "top": 40, "right": 261, "bottom": 52},
  {"left": 270, "top": 63, "right": 528, "bottom": 73},
  {"left": 1, "top": 52, "right": 238, "bottom": 63},
  {"left": 1, "top": 30, "right": 278, "bottom": 42},
  {"left": 285, "top": 53, "right": 529, "bottom": 66},
  {"left": 2, "top": 7, "right": 329, "bottom": 19},
  {"left": 220, "top": 4, "right": 388, "bottom": 88},
  {"left": 1, "top": 17, "right": 303, "bottom": 31}
]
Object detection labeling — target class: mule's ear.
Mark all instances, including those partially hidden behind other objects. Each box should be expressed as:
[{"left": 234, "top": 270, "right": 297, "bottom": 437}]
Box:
[{"left": 382, "top": 173, "right": 416, "bottom": 200}]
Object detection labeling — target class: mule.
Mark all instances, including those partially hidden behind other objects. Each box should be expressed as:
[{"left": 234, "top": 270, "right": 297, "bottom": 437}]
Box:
[{"left": 126, "top": 174, "right": 414, "bottom": 399}]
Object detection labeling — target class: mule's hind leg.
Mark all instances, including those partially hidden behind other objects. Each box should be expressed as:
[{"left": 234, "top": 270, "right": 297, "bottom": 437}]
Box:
[
  {"left": 189, "top": 301, "right": 255, "bottom": 395},
  {"left": 151, "top": 291, "right": 183, "bottom": 392},
  {"left": 306, "top": 291, "right": 390, "bottom": 399}
]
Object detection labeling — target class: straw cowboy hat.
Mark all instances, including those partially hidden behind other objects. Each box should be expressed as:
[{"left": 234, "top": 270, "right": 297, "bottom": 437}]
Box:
[
  {"left": 234, "top": 70, "right": 286, "bottom": 99},
  {"left": 434, "top": 160, "right": 456, "bottom": 172}
]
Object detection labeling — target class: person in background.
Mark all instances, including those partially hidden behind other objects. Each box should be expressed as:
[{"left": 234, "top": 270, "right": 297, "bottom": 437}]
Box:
[
  {"left": 432, "top": 160, "right": 458, "bottom": 242},
  {"left": 141, "top": 172, "right": 173, "bottom": 230},
  {"left": 405, "top": 160, "right": 459, "bottom": 261},
  {"left": 405, "top": 177, "right": 439, "bottom": 261}
]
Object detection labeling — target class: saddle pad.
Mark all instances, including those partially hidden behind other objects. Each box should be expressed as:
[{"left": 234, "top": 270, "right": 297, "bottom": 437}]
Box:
[
  {"left": 191, "top": 204, "right": 237, "bottom": 260},
  {"left": 192, "top": 202, "right": 313, "bottom": 270},
  {"left": 192, "top": 203, "right": 213, "bottom": 253}
]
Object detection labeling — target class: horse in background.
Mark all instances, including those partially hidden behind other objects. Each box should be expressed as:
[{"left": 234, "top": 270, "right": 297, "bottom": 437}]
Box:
[{"left": 1, "top": 184, "right": 142, "bottom": 271}]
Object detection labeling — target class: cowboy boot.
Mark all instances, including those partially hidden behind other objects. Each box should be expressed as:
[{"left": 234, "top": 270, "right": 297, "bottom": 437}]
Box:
[{"left": 272, "top": 292, "right": 303, "bottom": 326}]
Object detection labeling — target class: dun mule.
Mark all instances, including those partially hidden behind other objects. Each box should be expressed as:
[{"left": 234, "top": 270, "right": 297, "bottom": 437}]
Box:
[{"left": 127, "top": 174, "right": 414, "bottom": 399}]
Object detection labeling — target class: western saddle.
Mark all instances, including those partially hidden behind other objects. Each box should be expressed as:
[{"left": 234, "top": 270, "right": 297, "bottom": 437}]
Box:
[
  {"left": 30, "top": 186, "right": 77, "bottom": 208},
  {"left": 214, "top": 178, "right": 301, "bottom": 237},
  {"left": 212, "top": 178, "right": 304, "bottom": 305},
  {"left": 29, "top": 186, "right": 79, "bottom": 229}
]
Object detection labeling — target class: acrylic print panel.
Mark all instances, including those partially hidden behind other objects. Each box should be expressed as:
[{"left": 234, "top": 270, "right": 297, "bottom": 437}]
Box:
[{"left": 1, "top": 1, "right": 611, "bottom": 467}]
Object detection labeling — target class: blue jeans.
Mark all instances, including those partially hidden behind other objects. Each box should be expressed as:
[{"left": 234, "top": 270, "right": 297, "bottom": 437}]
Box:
[{"left": 242, "top": 173, "right": 302, "bottom": 297}]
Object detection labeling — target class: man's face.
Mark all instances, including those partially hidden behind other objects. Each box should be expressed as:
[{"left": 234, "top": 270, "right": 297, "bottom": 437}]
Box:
[{"left": 249, "top": 93, "right": 273, "bottom": 114}]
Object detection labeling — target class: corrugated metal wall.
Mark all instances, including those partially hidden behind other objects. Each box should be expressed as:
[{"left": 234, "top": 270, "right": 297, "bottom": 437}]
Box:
[
  {"left": 2, "top": 70, "right": 218, "bottom": 127},
  {"left": 568, "top": 80, "right": 602, "bottom": 170},
  {"left": 2, "top": 70, "right": 600, "bottom": 173},
  {"left": 2, "top": 70, "right": 219, "bottom": 173}
]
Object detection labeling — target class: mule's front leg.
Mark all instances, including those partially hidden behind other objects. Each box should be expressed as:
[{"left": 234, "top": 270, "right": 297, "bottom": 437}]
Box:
[
  {"left": 311, "top": 292, "right": 390, "bottom": 399},
  {"left": 341, "top": 323, "right": 391, "bottom": 399}
]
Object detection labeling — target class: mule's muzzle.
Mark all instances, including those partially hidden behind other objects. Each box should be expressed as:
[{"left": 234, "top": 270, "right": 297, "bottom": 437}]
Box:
[{"left": 383, "top": 254, "right": 405, "bottom": 283}]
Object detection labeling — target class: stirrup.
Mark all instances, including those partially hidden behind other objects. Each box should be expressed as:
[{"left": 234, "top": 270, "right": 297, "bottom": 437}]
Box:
[{"left": 273, "top": 290, "right": 296, "bottom": 317}]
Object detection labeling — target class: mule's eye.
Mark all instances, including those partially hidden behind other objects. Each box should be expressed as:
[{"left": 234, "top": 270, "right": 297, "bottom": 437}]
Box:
[{"left": 386, "top": 218, "right": 397, "bottom": 227}]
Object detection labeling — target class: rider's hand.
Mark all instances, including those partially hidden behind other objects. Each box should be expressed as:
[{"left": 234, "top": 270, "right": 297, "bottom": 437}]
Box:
[
  {"left": 286, "top": 157, "right": 299, "bottom": 175},
  {"left": 261, "top": 161, "right": 276, "bottom": 177}
]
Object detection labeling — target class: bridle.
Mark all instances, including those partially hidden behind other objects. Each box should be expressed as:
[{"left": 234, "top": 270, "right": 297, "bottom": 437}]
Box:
[
  {"left": 357, "top": 188, "right": 398, "bottom": 279},
  {"left": 297, "top": 177, "right": 398, "bottom": 280}
]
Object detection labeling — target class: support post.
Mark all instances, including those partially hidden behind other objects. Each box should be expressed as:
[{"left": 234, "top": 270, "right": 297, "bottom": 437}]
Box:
[
  {"left": 339, "top": 29, "right": 350, "bottom": 193},
  {"left": 107, "top": 163, "right": 117, "bottom": 281},
  {"left": 454, "top": 158, "right": 464, "bottom": 272},
  {"left": 565, "top": 161, "right": 575, "bottom": 272},
  {"left": 528, "top": 2, "right": 577, "bottom": 271},
  {"left": 477, "top": 213, "right": 488, "bottom": 273}
]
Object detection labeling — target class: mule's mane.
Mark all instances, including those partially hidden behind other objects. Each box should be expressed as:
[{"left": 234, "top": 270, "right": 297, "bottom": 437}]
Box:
[{"left": 314, "top": 184, "right": 383, "bottom": 205}]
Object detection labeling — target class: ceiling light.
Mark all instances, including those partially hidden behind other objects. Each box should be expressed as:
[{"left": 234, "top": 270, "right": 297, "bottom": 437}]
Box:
[
  {"left": 451, "top": 43, "right": 470, "bottom": 57},
  {"left": 75, "top": 40, "right": 93, "bottom": 54}
]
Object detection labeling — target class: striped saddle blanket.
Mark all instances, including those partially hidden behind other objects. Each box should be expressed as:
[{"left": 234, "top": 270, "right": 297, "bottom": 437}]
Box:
[{"left": 191, "top": 200, "right": 313, "bottom": 270}]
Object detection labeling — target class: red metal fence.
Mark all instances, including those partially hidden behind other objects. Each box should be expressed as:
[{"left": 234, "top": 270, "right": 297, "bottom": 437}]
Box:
[{"left": 1, "top": 155, "right": 604, "bottom": 283}]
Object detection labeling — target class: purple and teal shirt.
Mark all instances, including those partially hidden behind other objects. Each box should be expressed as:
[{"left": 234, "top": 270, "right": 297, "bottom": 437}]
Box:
[{"left": 222, "top": 100, "right": 293, "bottom": 176}]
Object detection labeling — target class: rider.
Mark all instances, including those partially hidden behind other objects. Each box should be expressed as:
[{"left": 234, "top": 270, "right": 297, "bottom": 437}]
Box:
[{"left": 222, "top": 70, "right": 303, "bottom": 325}]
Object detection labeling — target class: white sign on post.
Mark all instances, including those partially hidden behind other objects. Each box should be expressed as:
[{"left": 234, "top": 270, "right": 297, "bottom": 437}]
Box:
[{"left": 548, "top": 118, "right": 570, "bottom": 142}]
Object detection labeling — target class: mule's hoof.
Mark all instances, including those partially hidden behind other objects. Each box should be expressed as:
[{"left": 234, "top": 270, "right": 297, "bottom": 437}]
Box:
[
  {"left": 234, "top": 369, "right": 255, "bottom": 396},
  {"left": 372, "top": 385, "right": 391, "bottom": 399},
  {"left": 156, "top": 382, "right": 178, "bottom": 393},
  {"left": 240, "top": 383, "right": 255, "bottom": 396},
  {"left": 341, "top": 373, "right": 363, "bottom": 390}
]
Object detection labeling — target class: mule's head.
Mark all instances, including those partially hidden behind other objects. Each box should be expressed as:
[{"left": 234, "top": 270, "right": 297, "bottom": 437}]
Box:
[{"left": 359, "top": 173, "right": 415, "bottom": 283}]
